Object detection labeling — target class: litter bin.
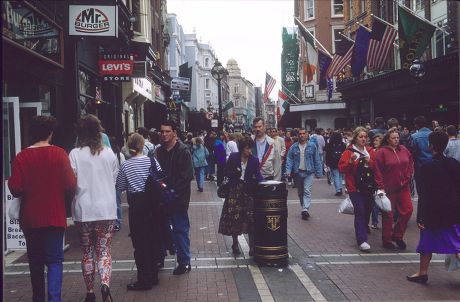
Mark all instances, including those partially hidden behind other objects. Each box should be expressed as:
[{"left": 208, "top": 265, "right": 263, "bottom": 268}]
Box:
[{"left": 253, "top": 181, "right": 288, "bottom": 266}]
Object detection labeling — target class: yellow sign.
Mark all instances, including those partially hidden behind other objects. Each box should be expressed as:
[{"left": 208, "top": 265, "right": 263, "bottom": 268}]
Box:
[{"left": 266, "top": 215, "right": 281, "bottom": 231}]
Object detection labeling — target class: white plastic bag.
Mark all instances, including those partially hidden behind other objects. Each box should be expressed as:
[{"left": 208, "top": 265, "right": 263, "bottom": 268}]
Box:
[
  {"left": 8, "top": 198, "right": 21, "bottom": 220},
  {"left": 338, "top": 196, "right": 354, "bottom": 215},
  {"left": 374, "top": 191, "right": 392, "bottom": 212},
  {"left": 445, "top": 254, "right": 460, "bottom": 272}
]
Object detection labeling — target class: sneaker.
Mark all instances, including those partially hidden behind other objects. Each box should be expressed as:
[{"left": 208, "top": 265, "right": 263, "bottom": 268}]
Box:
[
  {"left": 393, "top": 239, "right": 407, "bottom": 250},
  {"left": 334, "top": 191, "right": 343, "bottom": 197},
  {"left": 113, "top": 224, "right": 120, "bottom": 232},
  {"left": 301, "top": 211, "right": 310, "bottom": 220},
  {"left": 371, "top": 224, "right": 379, "bottom": 229},
  {"left": 359, "top": 242, "right": 371, "bottom": 251},
  {"left": 173, "top": 264, "right": 191, "bottom": 275},
  {"left": 382, "top": 242, "right": 397, "bottom": 250},
  {"left": 198, "top": 188, "right": 203, "bottom": 192}
]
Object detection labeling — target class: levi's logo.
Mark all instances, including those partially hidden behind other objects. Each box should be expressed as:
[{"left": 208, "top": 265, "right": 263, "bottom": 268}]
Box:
[
  {"left": 101, "top": 63, "right": 131, "bottom": 71},
  {"left": 99, "top": 60, "right": 134, "bottom": 76}
]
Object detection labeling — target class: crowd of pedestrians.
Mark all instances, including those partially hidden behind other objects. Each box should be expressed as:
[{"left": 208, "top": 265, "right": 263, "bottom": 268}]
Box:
[{"left": 7, "top": 113, "right": 460, "bottom": 301}]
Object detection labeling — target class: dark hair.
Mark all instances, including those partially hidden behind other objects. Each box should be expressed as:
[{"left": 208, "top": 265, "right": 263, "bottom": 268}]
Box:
[
  {"left": 76, "top": 114, "right": 103, "bottom": 155},
  {"left": 387, "top": 117, "right": 399, "bottom": 128},
  {"left": 137, "top": 127, "right": 149, "bottom": 139},
  {"left": 238, "top": 136, "right": 255, "bottom": 150},
  {"left": 161, "top": 119, "right": 178, "bottom": 132},
  {"left": 446, "top": 125, "right": 457, "bottom": 137},
  {"left": 29, "top": 115, "right": 57, "bottom": 144},
  {"left": 374, "top": 117, "right": 385, "bottom": 127},
  {"left": 414, "top": 116, "right": 428, "bottom": 128},
  {"left": 252, "top": 117, "right": 264, "bottom": 126},
  {"left": 329, "top": 131, "right": 343, "bottom": 144},
  {"left": 149, "top": 131, "right": 160, "bottom": 145},
  {"left": 428, "top": 131, "right": 449, "bottom": 153}
]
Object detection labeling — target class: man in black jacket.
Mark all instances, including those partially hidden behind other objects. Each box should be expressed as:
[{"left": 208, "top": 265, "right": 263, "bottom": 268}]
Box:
[{"left": 156, "top": 120, "right": 194, "bottom": 275}]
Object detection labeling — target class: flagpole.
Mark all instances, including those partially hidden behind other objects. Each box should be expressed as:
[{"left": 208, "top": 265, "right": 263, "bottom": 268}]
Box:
[
  {"left": 394, "top": 0, "right": 449, "bottom": 34},
  {"left": 356, "top": 21, "right": 371, "bottom": 33},
  {"left": 357, "top": 19, "right": 399, "bottom": 49},
  {"left": 294, "top": 17, "right": 333, "bottom": 58},
  {"left": 281, "top": 84, "right": 302, "bottom": 104},
  {"left": 370, "top": 13, "right": 397, "bottom": 30},
  {"left": 339, "top": 32, "right": 354, "bottom": 43}
]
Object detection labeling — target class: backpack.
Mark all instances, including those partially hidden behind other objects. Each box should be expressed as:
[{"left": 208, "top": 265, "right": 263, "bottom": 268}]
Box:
[{"left": 348, "top": 148, "right": 376, "bottom": 193}]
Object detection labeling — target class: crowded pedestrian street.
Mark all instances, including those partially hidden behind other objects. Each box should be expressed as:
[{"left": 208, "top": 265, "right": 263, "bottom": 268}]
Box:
[{"left": 4, "top": 178, "right": 460, "bottom": 302}]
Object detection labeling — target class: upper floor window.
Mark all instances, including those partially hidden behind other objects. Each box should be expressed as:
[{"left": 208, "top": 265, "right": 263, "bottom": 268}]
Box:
[
  {"left": 234, "top": 84, "right": 239, "bottom": 94},
  {"left": 361, "top": 0, "right": 366, "bottom": 13},
  {"left": 331, "top": 0, "right": 343, "bottom": 17},
  {"left": 205, "top": 78, "right": 210, "bottom": 90},
  {"left": 204, "top": 57, "right": 209, "bottom": 68},
  {"left": 349, "top": 0, "right": 354, "bottom": 19},
  {"left": 304, "top": 0, "right": 315, "bottom": 20},
  {"left": 130, "top": 0, "right": 141, "bottom": 33},
  {"left": 332, "top": 26, "right": 344, "bottom": 53}
]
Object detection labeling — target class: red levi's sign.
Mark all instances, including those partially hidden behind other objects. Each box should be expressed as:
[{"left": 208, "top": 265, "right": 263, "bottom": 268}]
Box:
[{"left": 98, "top": 54, "right": 134, "bottom": 81}]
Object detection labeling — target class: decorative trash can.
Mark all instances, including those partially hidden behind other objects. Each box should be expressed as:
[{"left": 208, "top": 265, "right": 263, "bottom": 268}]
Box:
[{"left": 253, "top": 181, "right": 288, "bottom": 266}]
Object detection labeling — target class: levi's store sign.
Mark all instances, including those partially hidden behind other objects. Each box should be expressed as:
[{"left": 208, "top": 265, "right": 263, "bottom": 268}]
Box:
[
  {"left": 69, "top": 5, "right": 118, "bottom": 37},
  {"left": 99, "top": 54, "right": 133, "bottom": 82}
]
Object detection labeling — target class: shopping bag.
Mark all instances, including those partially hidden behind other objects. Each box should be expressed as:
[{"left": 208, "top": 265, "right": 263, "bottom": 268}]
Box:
[
  {"left": 8, "top": 198, "right": 21, "bottom": 220},
  {"left": 338, "top": 196, "right": 354, "bottom": 215},
  {"left": 374, "top": 191, "right": 392, "bottom": 212},
  {"left": 444, "top": 254, "right": 460, "bottom": 272}
]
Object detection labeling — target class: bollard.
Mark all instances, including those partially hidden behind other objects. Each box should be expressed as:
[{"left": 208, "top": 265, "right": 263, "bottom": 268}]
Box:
[{"left": 253, "top": 181, "right": 288, "bottom": 266}]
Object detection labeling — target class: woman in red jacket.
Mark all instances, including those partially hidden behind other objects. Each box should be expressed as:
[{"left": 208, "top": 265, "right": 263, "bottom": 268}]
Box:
[
  {"left": 374, "top": 127, "right": 414, "bottom": 250},
  {"left": 339, "top": 127, "right": 376, "bottom": 252},
  {"left": 8, "top": 116, "right": 77, "bottom": 302}
]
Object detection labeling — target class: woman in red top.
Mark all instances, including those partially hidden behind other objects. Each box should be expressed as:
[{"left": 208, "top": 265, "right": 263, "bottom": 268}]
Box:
[
  {"left": 339, "top": 127, "right": 376, "bottom": 252},
  {"left": 374, "top": 127, "right": 414, "bottom": 250},
  {"left": 8, "top": 116, "right": 76, "bottom": 302}
]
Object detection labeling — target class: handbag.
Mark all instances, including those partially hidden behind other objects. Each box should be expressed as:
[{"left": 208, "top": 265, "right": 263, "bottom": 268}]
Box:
[
  {"left": 146, "top": 157, "right": 178, "bottom": 209},
  {"left": 338, "top": 196, "right": 354, "bottom": 215},
  {"left": 444, "top": 254, "right": 460, "bottom": 272},
  {"left": 374, "top": 190, "right": 392, "bottom": 212},
  {"left": 8, "top": 197, "right": 21, "bottom": 220},
  {"left": 217, "top": 179, "right": 230, "bottom": 198}
]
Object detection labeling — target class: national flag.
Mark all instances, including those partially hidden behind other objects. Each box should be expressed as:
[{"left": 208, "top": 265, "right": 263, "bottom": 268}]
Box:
[
  {"left": 95, "top": 86, "right": 103, "bottom": 104},
  {"left": 327, "top": 78, "right": 333, "bottom": 101},
  {"left": 263, "top": 73, "right": 276, "bottom": 102},
  {"left": 326, "top": 39, "right": 354, "bottom": 78},
  {"left": 367, "top": 17, "right": 397, "bottom": 72},
  {"left": 351, "top": 26, "right": 371, "bottom": 77},
  {"left": 318, "top": 50, "right": 332, "bottom": 90},
  {"left": 222, "top": 101, "right": 234, "bottom": 112},
  {"left": 295, "top": 18, "right": 317, "bottom": 83},
  {"left": 278, "top": 90, "right": 289, "bottom": 116},
  {"left": 398, "top": 5, "right": 436, "bottom": 69}
]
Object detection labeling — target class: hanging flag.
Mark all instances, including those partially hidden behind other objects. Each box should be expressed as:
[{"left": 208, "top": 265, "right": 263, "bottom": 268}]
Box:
[
  {"left": 398, "top": 5, "right": 436, "bottom": 69},
  {"left": 327, "top": 78, "right": 333, "bottom": 101},
  {"left": 351, "top": 26, "right": 371, "bottom": 77},
  {"left": 326, "top": 39, "right": 354, "bottom": 78},
  {"left": 367, "top": 17, "right": 397, "bottom": 72},
  {"left": 95, "top": 86, "right": 103, "bottom": 104},
  {"left": 263, "top": 73, "right": 276, "bottom": 102},
  {"left": 278, "top": 90, "right": 289, "bottom": 116},
  {"left": 318, "top": 50, "right": 332, "bottom": 90},
  {"left": 222, "top": 101, "right": 234, "bottom": 112},
  {"left": 295, "top": 18, "right": 317, "bottom": 83}
]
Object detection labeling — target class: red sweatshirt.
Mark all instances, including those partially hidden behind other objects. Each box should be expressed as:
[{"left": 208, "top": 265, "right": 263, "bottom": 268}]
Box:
[
  {"left": 338, "top": 145, "right": 375, "bottom": 193},
  {"left": 8, "top": 145, "right": 77, "bottom": 229},
  {"left": 374, "top": 145, "right": 414, "bottom": 194}
]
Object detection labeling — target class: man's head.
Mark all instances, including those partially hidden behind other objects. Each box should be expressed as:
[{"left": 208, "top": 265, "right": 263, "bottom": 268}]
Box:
[
  {"left": 446, "top": 125, "right": 458, "bottom": 138},
  {"left": 160, "top": 120, "right": 178, "bottom": 145},
  {"left": 414, "top": 116, "right": 428, "bottom": 130},
  {"left": 387, "top": 117, "right": 399, "bottom": 129},
  {"left": 374, "top": 117, "right": 385, "bottom": 128},
  {"left": 30, "top": 115, "right": 57, "bottom": 144},
  {"left": 298, "top": 128, "right": 308, "bottom": 143},
  {"left": 428, "top": 131, "right": 449, "bottom": 154},
  {"left": 137, "top": 127, "right": 150, "bottom": 139},
  {"left": 315, "top": 128, "right": 322, "bottom": 135},
  {"left": 252, "top": 117, "right": 266, "bottom": 138}
]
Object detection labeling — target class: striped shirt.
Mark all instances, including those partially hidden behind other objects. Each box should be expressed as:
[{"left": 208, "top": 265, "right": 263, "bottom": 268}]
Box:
[{"left": 116, "top": 155, "right": 162, "bottom": 193}]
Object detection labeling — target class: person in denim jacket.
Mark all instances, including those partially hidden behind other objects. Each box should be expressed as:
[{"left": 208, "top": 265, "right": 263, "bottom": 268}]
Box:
[{"left": 285, "top": 129, "right": 323, "bottom": 220}]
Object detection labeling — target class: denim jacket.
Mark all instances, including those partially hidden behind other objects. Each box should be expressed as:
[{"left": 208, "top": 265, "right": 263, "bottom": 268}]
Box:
[
  {"left": 192, "top": 145, "right": 209, "bottom": 168},
  {"left": 409, "top": 127, "right": 432, "bottom": 169},
  {"left": 285, "top": 140, "right": 323, "bottom": 176}
]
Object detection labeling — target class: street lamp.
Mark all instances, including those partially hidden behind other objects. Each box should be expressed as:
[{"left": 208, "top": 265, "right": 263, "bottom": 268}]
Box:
[{"left": 211, "top": 59, "right": 228, "bottom": 131}]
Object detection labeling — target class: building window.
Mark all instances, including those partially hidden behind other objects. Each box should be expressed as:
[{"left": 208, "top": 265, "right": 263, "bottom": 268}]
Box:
[
  {"left": 414, "top": 0, "right": 424, "bottom": 10},
  {"left": 434, "top": 20, "right": 447, "bottom": 58},
  {"left": 205, "top": 57, "right": 209, "bottom": 68},
  {"left": 304, "top": 0, "right": 314, "bottom": 20},
  {"left": 361, "top": 0, "right": 366, "bottom": 13},
  {"left": 331, "top": 0, "right": 344, "bottom": 17},
  {"left": 234, "top": 84, "right": 239, "bottom": 94},
  {"left": 349, "top": 0, "right": 353, "bottom": 19},
  {"left": 332, "top": 26, "right": 344, "bottom": 53},
  {"left": 130, "top": 0, "right": 141, "bottom": 33},
  {"left": 205, "top": 78, "right": 210, "bottom": 89}
]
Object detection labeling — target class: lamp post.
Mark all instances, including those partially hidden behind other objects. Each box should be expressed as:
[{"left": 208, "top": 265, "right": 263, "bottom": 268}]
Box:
[{"left": 211, "top": 59, "right": 228, "bottom": 131}]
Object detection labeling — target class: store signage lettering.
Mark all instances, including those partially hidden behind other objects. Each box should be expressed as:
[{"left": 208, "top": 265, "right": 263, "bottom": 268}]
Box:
[
  {"left": 99, "top": 53, "right": 133, "bottom": 82},
  {"left": 4, "top": 181, "right": 26, "bottom": 250},
  {"left": 69, "top": 5, "right": 118, "bottom": 37}
]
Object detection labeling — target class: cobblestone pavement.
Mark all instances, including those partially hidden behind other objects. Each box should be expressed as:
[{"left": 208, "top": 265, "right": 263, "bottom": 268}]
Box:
[{"left": 4, "top": 178, "right": 460, "bottom": 301}]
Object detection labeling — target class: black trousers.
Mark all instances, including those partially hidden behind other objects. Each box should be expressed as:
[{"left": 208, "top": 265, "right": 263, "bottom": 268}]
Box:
[
  {"left": 217, "top": 162, "right": 226, "bottom": 186},
  {"left": 128, "top": 192, "right": 160, "bottom": 285}
]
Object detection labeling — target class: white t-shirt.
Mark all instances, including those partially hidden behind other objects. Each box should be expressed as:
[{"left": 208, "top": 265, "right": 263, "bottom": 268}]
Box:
[
  {"left": 299, "top": 143, "right": 307, "bottom": 170},
  {"left": 69, "top": 146, "right": 118, "bottom": 222}
]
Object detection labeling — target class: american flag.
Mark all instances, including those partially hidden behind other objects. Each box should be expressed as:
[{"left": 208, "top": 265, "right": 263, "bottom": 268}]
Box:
[
  {"left": 367, "top": 17, "right": 397, "bottom": 72},
  {"left": 95, "top": 86, "right": 102, "bottom": 104},
  {"left": 263, "top": 73, "right": 276, "bottom": 102},
  {"left": 326, "top": 40, "right": 354, "bottom": 78}
]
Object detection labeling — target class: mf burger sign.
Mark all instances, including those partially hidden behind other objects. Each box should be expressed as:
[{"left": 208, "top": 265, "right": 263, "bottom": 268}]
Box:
[
  {"left": 69, "top": 5, "right": 118, "bottom": 37},
  {"left": 99, "top": 53, "right": 134, "bottom": 82}
]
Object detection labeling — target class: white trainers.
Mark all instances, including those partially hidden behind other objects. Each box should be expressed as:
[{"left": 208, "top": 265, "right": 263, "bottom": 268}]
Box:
[{"left": 359, "top": 242, "right": 371, "bottom": 251}]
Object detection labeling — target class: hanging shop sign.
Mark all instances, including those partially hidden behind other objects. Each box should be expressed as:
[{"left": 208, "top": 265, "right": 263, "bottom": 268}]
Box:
[
  {"left": 2, "top": 1, "right": 63, "bottom": 65},
  {"left": 166, "top": 99, "right": 180, "bottom": 113},
  {"left": 69, "top": 5, "right": 118, "bottom": 37},
  {"left": 171, "top": 77, "right": 190, "bottom": 91},
  {"left": 98, "top": 53, "right": 134, "bottom": 81},
  {"left": 133, "top": 78, "right": 153, "bottom": 101}
]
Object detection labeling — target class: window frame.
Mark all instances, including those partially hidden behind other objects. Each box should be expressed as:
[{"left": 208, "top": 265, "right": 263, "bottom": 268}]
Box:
[
  {"left": 331, "top": 25, "right": 345, "bottom": 53},
  {"left": 349, "top": 0, "right": 354, "bottom": 19},
  {"left": 331, "top": 0, "right": 344, "bottom": 17},
  {"left": 304, "top": 0, "right": 315, "bottom": 21}
]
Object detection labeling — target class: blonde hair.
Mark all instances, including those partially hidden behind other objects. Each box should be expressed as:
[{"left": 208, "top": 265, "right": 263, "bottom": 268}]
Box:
[
  {"left": 382, "top": 127, "right": 400, "bottom": 146},
  {"left": 351, "top": 127, "right": 368, "bottom": 145},
  {"left": 128, "top": 133, "right": 144, "bottom": 156}
]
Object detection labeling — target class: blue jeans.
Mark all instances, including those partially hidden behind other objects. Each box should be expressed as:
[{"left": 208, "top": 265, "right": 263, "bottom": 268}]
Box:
[
  {"left": 331, "top": 168, "right": 343, "bottom": 193},
  {"left": 294, "top": 171, "right": 314, "bottom": 212},
  {"left": 170, "top": 211, "right": 191, "bottom": 265},
  {"left": 371, "top": 204, "right": 380, "bottom": 225},
  {"left": 23, "top": 227, "right": 64, "bottom": 302},
  {"left": 115, "top": 189, "right": 122, "bottom": 226},
  {"left": 207, "top": 155, "right": 215, "bottom": 175},
  {"left": 194, "top": 166, "right": 206, "bottom": 190},
  {"left": 349, "top": 192, "right": 374, "bottom": 245}
]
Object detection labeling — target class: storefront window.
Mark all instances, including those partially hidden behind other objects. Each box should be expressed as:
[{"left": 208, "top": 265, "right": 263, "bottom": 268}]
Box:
[{"left": 79, "top": 69, "right": 96, "bottom": 114}]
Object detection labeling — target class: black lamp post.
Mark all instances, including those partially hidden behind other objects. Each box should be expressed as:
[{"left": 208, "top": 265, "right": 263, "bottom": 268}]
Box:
[{"left": 211, "top": 59, "right": 228, "bottom": 131}]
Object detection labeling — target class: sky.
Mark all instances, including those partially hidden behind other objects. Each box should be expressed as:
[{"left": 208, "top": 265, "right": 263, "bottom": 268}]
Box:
[{"left": 167, "top": 0, "right": 295, "bottom": 97}]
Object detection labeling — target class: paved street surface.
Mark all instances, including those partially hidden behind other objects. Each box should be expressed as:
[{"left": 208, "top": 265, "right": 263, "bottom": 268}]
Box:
[{"left": 4, "top": 178, "right": 460, "bottom": 301}]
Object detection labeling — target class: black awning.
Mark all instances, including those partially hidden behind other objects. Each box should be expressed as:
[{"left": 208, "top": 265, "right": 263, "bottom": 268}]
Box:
[{"left": 130, "top": 41, "right": 157, "bottom": 61}]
